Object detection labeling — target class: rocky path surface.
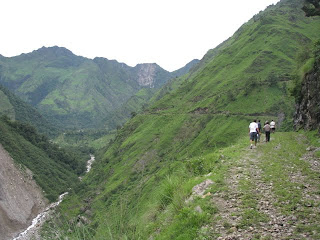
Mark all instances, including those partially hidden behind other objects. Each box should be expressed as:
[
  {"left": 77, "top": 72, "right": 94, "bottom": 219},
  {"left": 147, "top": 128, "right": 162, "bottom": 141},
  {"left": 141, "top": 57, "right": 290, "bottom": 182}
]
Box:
[{"left": 210, "top": 135, "right": 320, "bottom": 240}]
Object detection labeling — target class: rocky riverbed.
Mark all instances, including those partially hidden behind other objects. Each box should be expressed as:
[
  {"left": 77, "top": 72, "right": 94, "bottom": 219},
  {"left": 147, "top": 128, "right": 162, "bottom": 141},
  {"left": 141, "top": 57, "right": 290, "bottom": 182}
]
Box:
[
  {"left": 9, "top": 154, "right": 95, "bottom": 240},
  {"left": 0, "top": 144, "right": 46, "bottom": 240}
]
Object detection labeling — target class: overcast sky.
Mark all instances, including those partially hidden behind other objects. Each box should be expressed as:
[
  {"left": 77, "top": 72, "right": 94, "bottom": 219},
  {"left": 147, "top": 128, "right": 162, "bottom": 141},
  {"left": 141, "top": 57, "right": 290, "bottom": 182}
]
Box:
[{"left": 0, "top": 0, "right": 280, "bottom": 71}]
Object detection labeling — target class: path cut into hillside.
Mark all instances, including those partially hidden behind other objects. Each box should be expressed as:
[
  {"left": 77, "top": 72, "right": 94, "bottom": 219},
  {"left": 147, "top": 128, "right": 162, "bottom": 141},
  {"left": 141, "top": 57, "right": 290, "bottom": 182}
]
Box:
[{"left": 210, "top": 133, "right": 320, "bottom": 240}]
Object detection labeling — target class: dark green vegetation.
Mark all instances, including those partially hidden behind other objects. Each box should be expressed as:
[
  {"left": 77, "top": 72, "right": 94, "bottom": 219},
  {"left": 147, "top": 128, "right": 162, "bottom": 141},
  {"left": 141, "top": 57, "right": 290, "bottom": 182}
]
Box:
[
  {"left": 0, "top": 49, "right": 198, "bottom": 129},
  {"left": 38, "top": 0, "right": 320, "bottom": 239},
  {"left": 0, "top": 84, "right": 56, "bottom": 136},
  {"left": 0, "top": 116, "right": 88, "bottom": 201},
  {"left": 302, "top": 0, "right": 320, "bottom": 16}
]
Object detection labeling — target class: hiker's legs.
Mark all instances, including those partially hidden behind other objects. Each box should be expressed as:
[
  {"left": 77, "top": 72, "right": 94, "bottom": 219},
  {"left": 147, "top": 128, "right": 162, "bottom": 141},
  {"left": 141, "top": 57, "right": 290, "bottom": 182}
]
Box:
[
  {"left": 249, "top": 132, "right": 257, "bottom": 147},
  {"left": 249, "top": 132, "right": 254, "bottom": 148},
  {"left": 254, "top": 134, "right": 257, "bottom": 146},
  {"left": 266, "top": 132, "right": 270, "bottom": 142}
]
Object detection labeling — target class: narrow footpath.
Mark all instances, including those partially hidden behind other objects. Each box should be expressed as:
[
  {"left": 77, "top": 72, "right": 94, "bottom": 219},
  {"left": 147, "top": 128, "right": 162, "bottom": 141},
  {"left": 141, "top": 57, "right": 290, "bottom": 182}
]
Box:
[{"left": 210, "top": 132, "right": 320, "bottom": 240}]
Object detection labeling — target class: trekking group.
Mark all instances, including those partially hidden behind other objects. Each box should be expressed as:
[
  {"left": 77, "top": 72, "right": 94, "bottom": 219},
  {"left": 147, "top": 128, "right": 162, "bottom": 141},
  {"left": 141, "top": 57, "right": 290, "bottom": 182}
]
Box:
[{"left": 248, "top": 119, "right": 275, "bottom": 149}]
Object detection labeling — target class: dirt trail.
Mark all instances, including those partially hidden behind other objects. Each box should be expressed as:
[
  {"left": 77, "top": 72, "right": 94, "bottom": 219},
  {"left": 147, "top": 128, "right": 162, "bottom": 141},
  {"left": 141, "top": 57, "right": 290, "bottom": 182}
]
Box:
[{"left": 210, "top": 138, "right": 320, "bottom": 240}]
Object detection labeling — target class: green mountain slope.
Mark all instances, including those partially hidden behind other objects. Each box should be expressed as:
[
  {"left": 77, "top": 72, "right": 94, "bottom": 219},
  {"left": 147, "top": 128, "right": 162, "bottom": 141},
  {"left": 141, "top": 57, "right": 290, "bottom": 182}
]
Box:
[
  {"left": 0, "top": 116, "right": 85, "bottom": 201},
  {"left": 0, "top": 84, "right": 56, "bottom": 135},
  {"left": 42, "top": 0, "right": 320, "bottom": 239},
  {"left": 101, "top": 59, "right": 200, "bottom": 130},
  {"left": 0, "top": 48, "right": 198, "bottom": 129}
]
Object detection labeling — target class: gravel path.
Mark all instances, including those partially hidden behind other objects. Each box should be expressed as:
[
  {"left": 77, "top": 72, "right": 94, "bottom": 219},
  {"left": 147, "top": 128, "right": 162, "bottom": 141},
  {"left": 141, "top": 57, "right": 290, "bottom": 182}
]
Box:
[{"left": 210, "top": 139, "right": 320, "bottom": 240}]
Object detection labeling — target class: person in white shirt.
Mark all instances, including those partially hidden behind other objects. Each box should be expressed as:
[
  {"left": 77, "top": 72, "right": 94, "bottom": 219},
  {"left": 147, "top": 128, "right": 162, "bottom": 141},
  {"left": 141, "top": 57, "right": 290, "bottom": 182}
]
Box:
[
  {"left": 249, "top": 119, "right": 260, "bottom": 149},
  {"left": 270, "top": 120, "right": 276, "bottom": 133}
]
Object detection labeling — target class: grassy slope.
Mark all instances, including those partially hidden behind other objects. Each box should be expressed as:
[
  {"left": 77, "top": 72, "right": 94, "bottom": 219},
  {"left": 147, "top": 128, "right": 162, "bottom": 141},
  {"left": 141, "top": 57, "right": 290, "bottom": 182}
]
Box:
[
  {"left": 49, "top": 131, "right": 320, "bottom": 239},
  {"left": 48, "top": 0, "right": 320, "bottom": 239},
  {"left": 53, "top": 61, "right": 200, "bottom": 149}
]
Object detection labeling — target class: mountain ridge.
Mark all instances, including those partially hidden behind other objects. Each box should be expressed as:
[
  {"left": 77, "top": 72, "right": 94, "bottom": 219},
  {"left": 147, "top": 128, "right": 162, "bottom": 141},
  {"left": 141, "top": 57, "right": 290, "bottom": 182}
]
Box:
[{"left": 0, "top": 46, "right": 199, "bottom": 129}]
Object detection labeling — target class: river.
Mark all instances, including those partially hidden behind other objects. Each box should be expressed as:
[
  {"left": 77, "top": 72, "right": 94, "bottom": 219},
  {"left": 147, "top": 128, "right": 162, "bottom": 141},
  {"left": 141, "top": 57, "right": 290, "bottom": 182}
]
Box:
[{"left": 12, "top": 155, "right": 95, "bottom": 240}]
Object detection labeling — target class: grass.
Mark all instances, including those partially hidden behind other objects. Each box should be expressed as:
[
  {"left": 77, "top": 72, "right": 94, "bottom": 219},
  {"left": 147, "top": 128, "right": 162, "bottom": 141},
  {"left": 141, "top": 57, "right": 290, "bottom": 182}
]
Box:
[
  {"left": 44, "top": 130, "right": 320, "bottom": 239},
  {"left": 38, "top": 1, "right": 320, "bottom": 239},
  {"left": 257, "top": 132, "right": 320, "bottom": 238}
]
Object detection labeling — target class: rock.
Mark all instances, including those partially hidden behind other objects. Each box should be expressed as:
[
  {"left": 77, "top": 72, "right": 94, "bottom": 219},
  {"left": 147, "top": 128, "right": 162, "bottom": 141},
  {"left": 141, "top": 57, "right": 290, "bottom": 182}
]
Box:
[
  {"left": 85, "top": 209, "right": 93, "bottom": 217},
  {"left": 80, "top": 206, "right": 86, "bottom": 213},
  {"left": 194, "top": 205, "right": 203, "bottom": 213},
  {"left": 306, "top": 146, "right": 316, "bottom": 151},
  {"left": 0, "top": 144, "right": 47, "bottom": 240},
  {"left": 78, "top": 215, "right": 90, "bottom": 224},
  {"left": 230, "top": 226, "right": 237, "bottom": 232},
  {"left": 192, "top": 179, "right": 214, "bottom": 196},
  {"left": 294, "top": 61, "right": 320, "bottom": 131}
]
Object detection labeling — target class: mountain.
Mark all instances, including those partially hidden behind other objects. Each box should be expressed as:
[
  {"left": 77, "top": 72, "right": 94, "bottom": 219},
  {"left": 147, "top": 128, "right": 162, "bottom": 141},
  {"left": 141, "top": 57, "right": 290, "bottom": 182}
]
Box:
[
  {"left": 0, "top": 115, "right": 90, "bottom": 239},
  {"left": 0, "top": 116, "right": 83, "bottom": 202},
  {"left": 0, "top": 142, "right": 46, "bottom": 240},
  {"left": 0, "top": 84, "right": 56, "bottom": 135},
  {"left": 43, "top": 0, "right": 320, "bottom": 239},
  {"left": 0, "top": 48, "right": 199, "bottom": 129},
  {"left": 101, "top": 59, "right": 200, "bottom": 130}
]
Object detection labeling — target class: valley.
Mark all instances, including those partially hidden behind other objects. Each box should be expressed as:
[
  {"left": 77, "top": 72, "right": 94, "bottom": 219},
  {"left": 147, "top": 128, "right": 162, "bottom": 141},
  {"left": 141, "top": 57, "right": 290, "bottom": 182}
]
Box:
[{"left": 0, "top": 0, "right": 320, "bottom": 239}]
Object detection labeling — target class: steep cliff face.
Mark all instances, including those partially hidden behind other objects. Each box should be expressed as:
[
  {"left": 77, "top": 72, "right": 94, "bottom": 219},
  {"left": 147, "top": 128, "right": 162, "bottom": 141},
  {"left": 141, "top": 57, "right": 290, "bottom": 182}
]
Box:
[
  {"left": 136, "top": 63, "right": 157, "bottom": 88},
  {"left": 294, "top": 41, "right": 320, "bottom": 131},
  {"left": 0, "top": 144, "right": 46, "bottom": 240},
  {"left": 294, "top": 1, "right": 320, "bottom": 132},
  {"left": 134, "top": 63, "right": 172, "bottom": 88},
  {"left": 294, "top": 65, "right": 320, "bottom": 131}
]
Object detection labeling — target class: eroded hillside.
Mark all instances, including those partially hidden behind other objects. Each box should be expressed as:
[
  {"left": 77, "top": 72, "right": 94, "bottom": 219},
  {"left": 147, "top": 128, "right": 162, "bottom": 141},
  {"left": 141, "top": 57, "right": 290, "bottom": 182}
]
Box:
[{"left": 0, "top": 144, "right": 46, "bottom": 240}]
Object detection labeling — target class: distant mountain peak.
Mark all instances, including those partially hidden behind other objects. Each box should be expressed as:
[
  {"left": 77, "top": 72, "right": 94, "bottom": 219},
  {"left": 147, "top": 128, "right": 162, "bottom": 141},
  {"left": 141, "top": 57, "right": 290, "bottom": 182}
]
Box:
[{"left": 32, "top": 46, "right": 75, "bottom": 57}]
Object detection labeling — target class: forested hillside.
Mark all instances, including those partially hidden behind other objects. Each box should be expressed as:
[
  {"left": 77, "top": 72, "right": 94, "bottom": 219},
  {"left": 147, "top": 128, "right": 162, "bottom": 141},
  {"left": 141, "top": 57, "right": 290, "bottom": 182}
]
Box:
[
  {"left": 43, "top": 0, "right": 320, "bottom": 239},
  {"left": 0, "top": 84, "right": 56, "bottom": 135},
  {"left": 0, "top": 116, "right": 86, "bottom": 201}
]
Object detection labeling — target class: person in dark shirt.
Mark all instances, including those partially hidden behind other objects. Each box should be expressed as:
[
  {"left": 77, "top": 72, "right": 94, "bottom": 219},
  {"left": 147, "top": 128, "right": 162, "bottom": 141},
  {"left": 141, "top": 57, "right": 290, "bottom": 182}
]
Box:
[
  {"left": 263, "top": 121, "right": 271, "bottom": 142},
  {"left": 257, "top": 120, "right": 262, "bottom": 142}
]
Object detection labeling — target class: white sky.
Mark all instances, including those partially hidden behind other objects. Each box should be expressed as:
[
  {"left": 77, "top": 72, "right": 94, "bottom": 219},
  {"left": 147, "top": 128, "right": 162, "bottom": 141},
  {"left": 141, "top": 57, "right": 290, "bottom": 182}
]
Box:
[{"left": 0, "top": 0, "right": 280, "bottom": 71}]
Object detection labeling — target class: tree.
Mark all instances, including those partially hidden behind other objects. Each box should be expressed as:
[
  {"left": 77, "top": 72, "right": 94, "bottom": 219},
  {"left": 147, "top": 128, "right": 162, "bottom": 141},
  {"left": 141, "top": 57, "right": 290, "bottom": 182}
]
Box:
[{"left": 302, "top": 0, "right": 320, "bottom": 17}]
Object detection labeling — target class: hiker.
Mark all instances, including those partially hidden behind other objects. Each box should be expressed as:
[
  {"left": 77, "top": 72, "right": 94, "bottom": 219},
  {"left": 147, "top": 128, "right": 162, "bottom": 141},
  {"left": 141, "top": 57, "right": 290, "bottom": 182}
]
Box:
[
  {"left": 263, "top": 121, "right": 271, "bottom": 142},
  {"left": 270, "top": 120, "right": 276, "bottom": 133},
  {"left": 257, "top": 120, "right": 262, "bottom": 142},
  {"left": 249, "top": 119, "right": 260, "bottom": 149}
]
